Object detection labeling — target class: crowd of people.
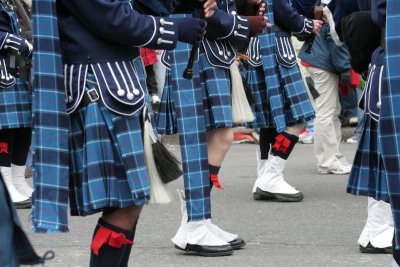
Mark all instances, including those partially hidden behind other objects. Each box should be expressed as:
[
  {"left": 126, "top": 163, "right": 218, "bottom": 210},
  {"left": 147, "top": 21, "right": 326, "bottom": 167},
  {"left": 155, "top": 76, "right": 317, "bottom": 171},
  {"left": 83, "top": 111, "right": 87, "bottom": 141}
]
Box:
[{"left": 0, "top": 0, "right": 400, "bottom": 266}]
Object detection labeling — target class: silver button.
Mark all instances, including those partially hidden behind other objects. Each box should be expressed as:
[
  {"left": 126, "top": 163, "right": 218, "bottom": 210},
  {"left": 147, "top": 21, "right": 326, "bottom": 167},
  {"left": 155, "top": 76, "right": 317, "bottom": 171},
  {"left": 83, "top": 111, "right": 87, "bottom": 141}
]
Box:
[
  {"left": 234, "top": 31, "right": 238, "bottom": 36},
  {"left": 157, "top": 38, "right": 163, "bottom": 45},
  {"left": 133, "top": 89, "right": 140, "bottom": 96},
  {"left": 377, "top": 101, "right": 381, "bottom": 109},
  {"left": 219, "top": 51, "right": 223, "bottom": 56},
  {"left": 160, "top": 18, "right": 165, "bottom": 26},
  {"left": 227, "top": 51, "right": 231, "bottom": 56},
  {"left": 160, "top": 27, "right": 164, "bottom": 34},
  {"left": 231, "top": 11, "right": 237, "bottom": 15}
]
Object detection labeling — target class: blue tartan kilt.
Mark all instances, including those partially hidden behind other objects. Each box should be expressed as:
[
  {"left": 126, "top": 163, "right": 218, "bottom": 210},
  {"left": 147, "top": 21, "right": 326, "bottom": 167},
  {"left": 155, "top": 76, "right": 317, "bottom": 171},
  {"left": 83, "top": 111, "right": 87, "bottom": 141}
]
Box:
[
  {"left": 68, "top": 76, "right": 150, "bottom": 216},
  {"left": 278, "top": 64, "right": 315, "bottom": 124},
  {"left": 0, "top": 80, "right": 31, "bottom": 130},
  {"left": 157, "top": 51, "right": 233, "bottom": 133},
  {"left": 245, "top": 63, "right": 314, "bottom": 129},
  {"left": 199, "top": 53, "right": 232, "bottom": 130},
  {"left": 346, "top": 115, "right": 389, "bottom": 202},
  {"left": 157, "top": 70, "right": 177, "bottom": 134}
]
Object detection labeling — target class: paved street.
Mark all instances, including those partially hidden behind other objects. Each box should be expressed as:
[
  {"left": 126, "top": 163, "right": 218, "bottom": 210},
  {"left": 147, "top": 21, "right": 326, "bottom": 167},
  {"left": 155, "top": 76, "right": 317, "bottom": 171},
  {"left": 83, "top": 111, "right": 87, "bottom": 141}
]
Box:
[{"left": 18, "top": 140, "right": 392, "bottom": 267}]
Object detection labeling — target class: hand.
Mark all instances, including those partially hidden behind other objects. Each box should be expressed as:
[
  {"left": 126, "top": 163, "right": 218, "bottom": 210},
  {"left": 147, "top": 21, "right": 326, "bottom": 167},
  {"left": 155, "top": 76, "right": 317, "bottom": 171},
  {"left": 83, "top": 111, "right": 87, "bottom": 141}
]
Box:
[
  {"left": 241, "top": 0, "right": 266, "bottom": 16},
  {"left": 203, "top": 0, "right": 217, "bottom": 18},
  {"left": 312, "top": 19, "right": 323, "bottom": 35},
  {"left": 247, "top": 16, "right": 269, "bottom": 37},
  {"left": 174, "top": 17, "right": 207, "bottom": 45},
  {"left": 340, "top": 70, "right": 351, "bottom": 87}
]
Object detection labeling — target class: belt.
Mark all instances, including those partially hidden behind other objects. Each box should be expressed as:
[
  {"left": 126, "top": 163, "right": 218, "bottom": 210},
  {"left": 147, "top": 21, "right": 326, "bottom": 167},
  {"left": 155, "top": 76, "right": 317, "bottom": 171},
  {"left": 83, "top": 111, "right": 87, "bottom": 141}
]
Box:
[{"left": 78, "top": 87, "right": 101, "bottom": 109}]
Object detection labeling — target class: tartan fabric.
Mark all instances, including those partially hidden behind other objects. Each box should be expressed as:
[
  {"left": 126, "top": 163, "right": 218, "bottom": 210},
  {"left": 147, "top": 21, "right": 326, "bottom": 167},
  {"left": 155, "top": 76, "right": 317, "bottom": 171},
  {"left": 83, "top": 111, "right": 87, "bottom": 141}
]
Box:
[
  {"left": 0, "top": 4, "right": 31, "bottom": 130},
  {"left": 31, "top": 0, "right": 70, "bottom": 233},
  {"left": 383, "top": 0, "right": 400, "bottom": 249},
  {"left": 245, "top": 65, "right": 268, "bottom": 128},
  {"left": 199, "top": 53, "right": 232, "bottom": 130},
  {"left": 0, "top": 81, "right": 31, "bottom": 129},
  {"left": 157, "top": 69, "right": 178, "bottom": 135},
  {"left": 158, "top": 52, "right": 233, "bottom": 132},
  {"left": 170, "top": 39, "right": 211, "bottom": 221},
  {"left": 253, "top": 0, "right": 314, "bottom": 133},
  {"left": 69, "top": 74, "right": 149, "bottom": 216},
  {"left": 346, "top": 115, "right": 389, "bottom": 202}
]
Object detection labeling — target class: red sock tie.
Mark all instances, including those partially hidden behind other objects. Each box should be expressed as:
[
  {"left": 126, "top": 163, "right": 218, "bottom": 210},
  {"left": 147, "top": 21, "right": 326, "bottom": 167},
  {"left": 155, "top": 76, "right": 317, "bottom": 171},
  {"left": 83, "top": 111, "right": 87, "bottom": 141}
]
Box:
[
  {"left": 210, "top": 174, "right": 224, "bottom": 190},
  {"left": 90, "top": 226, "right": 134, "bottom": 256}
]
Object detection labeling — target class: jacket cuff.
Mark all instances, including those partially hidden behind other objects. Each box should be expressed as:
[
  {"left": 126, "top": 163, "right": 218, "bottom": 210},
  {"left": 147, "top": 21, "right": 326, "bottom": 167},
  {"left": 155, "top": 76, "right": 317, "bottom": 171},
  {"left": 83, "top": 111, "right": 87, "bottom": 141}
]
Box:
[
  {"left": 143, "top": 17, "right": 178, "bottom": 50},
  {"left": 293, "top": 17, "right": 314, "bottom": 36}
]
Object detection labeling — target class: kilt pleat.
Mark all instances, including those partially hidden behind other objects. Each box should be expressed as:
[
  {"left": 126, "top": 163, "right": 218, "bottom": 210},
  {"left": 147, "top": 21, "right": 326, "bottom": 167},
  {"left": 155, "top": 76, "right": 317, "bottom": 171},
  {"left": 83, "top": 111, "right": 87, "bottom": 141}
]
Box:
[
  {"left": 346, "top": 115, "right": 389, "bottom": 202},
  {"left": 246, "top": 65, "right": 269, "bottom": 128},
  {"left": 158, "top": 51, "right": 233, "bottom": 133},
  {"left": 69, "top": 78, "right": 149, "bottom": 216},
  {"left": 157, "top": 71, "right": 178, "bottom": 134},
  {"left": 0, "top": 81, "right": 31, "bottom": 129},
  {"left": 199, "top": 54, "right": 232, "bottom": 130}
]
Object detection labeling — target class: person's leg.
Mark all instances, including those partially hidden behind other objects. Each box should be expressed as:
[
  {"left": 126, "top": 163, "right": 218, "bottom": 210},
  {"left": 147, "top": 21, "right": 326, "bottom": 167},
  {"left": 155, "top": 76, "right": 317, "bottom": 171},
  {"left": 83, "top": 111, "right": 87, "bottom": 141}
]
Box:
[
  {"left": 207, "top": 128, "right": 234, "bottom": 189},
  {"left": 0, "top": 129, "right": 30, "bottom": 207},
  {"left": 11, "top": 127, "right": 33, "bottom": 198},
  {"left": 253, "top": 124, "right": 304, "bottom": 202},
  {"left": 89, "top": 205, "right": 143, "bottom": 267},
  {"left": 307, "top": 67, "right": 348, "bottom": 174}
]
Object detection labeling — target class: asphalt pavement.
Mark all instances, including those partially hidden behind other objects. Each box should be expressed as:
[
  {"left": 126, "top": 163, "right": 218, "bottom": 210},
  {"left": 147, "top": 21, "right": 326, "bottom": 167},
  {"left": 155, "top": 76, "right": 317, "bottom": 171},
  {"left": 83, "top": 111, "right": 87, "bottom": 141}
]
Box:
[{"left": 18, "top": 136, "right": 392, "bottom": 267}]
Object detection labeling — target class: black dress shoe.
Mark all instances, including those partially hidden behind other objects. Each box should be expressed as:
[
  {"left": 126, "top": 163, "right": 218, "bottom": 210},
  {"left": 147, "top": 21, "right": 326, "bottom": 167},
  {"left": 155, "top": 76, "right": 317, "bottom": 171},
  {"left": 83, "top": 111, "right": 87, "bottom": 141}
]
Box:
[
  {"left": 14, "top": 199, "right": 32, "bottom": 209},
  {"left": 253, "top": 187, "right": 304, "bottom": 202},
  {"left": 229, "top": 238, "right": 246, "bottom": 250},
  {"left": 359, "top": 242, "right": 392, "bottom": 254},
  {"left": 175, "top": 244, "right": 233, "bottom": 257}
]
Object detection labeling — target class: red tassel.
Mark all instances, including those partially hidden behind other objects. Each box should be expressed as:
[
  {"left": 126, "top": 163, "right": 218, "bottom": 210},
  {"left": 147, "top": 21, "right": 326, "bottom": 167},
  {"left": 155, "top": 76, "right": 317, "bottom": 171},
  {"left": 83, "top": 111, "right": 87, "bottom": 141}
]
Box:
[
  {"left": 210, "top": 174, "right": 224, "bottom": 190},
  {"left": 90, "top": 226, "right": 133, "bottom": 256}
]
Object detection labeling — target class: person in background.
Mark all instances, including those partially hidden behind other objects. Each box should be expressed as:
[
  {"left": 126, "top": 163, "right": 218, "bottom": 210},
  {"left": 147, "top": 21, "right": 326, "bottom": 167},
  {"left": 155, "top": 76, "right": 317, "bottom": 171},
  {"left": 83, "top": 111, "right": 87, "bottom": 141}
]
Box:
[
  {"left": 140, "top": 48, "right": 161, "bottom": 104},
  {"left": 297, "top": 0, "right": 355, "bottom": 175}
]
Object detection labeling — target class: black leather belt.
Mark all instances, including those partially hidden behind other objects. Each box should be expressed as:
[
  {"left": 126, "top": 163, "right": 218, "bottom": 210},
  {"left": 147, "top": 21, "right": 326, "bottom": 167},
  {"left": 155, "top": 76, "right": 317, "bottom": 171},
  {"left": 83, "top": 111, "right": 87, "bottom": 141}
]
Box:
[{"left": 79, "top": 87, "right": 101, "bottom": 109}]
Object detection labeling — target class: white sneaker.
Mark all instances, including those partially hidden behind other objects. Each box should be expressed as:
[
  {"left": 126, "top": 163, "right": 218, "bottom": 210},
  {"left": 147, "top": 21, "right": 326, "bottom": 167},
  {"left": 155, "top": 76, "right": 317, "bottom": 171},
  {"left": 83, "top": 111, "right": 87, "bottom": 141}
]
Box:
[
  {"left": 301, "top": 134, "right": 314, "bottom": 144},
  {"left": 328, "top": 163, "right": 352, "bottom": 175},
  {"left": 151, "top": 94, "right": 161, "bottom": 104},
  {"left": 346, "top": 136, "right": 360, "bottom": 144}
]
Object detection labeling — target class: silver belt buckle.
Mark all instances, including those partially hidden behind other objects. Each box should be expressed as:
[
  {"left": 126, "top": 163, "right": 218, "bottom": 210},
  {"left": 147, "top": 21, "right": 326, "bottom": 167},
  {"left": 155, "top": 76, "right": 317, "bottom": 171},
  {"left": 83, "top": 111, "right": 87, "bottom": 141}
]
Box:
[{"left": 87, "top": 88, "right": 100, "bottom": 102}]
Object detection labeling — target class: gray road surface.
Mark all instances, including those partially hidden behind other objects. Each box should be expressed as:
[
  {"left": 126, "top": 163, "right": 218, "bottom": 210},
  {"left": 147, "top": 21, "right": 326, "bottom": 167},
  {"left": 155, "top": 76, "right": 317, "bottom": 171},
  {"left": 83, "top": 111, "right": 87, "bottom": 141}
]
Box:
[{"left": 18, "top": 140, "right": 392, "bottom": 267}]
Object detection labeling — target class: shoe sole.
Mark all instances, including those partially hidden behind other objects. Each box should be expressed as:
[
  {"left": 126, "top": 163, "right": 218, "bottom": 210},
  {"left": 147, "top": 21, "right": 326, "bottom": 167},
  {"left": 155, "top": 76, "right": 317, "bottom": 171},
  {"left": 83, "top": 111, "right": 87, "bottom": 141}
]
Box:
[
  {"left": 175, "top": 245, "right": 233, "bottom": 257},
  {"left": 359, "top": 246, "right": 392, "bottom": 254},
  {"left": 229, "top": 238, "right": 246, "bottom": 250},
  {"left": 253, "top": 188, "right": 304, "bottom": 202}
]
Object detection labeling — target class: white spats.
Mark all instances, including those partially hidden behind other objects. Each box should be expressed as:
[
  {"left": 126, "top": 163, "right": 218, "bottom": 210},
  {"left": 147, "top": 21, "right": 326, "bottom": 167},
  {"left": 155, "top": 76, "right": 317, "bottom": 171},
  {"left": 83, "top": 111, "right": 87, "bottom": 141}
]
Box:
[
  {"left": 253, "top": 154, "right": 300, "bottom": 195},
  {"left": 11, "top": 164, "right": 33, "bottom": 198},
  {"left": 172, "top": 220, "right": 230, "bottom": 249},
  {"left": 172, "top": 190, "right": 237, "bottom": 249},
  {"left": 1, "top": 167, "right": 30, "bottom": 203}
]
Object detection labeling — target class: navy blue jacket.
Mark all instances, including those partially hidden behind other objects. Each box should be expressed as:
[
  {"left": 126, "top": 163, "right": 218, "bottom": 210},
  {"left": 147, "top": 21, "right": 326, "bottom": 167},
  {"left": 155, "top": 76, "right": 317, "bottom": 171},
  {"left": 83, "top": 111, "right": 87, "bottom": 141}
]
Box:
[
  {"left": 57, "top": 0, "right": 180, "bottom": 64},
  {"left": 274, "top": 0, "right": 314, "bottom": 34}
]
